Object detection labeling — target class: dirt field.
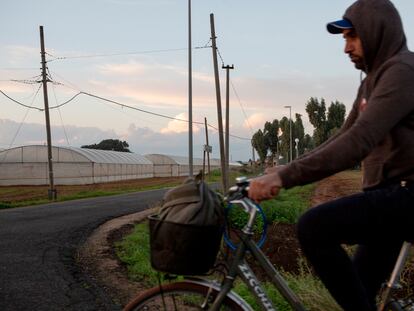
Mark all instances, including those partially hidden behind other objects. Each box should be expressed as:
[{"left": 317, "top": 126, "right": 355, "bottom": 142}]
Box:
[{"left": 0, "top": 176, "right": 187, "bottom": 204}]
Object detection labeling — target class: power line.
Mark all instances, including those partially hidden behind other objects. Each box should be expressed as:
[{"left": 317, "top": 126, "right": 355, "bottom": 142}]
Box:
[
  {"left": 230, "top": 80, "right": 254, "bottom": 135},
  {"left": 47, "top": 45, "right": 211, "bottom": 62},
  {"left": 1, "top": 85, "right": 252, "bottom": 141},
  {"left": 216, "top": 47, "right": 253, "bottom": 137},
  {"left": 81, "top": 91, "right": 205, "bottom": 124},
  {"left": 10, "top": 79, "right": 41, "bottom": 85},
  {"left": 1, "top": 84, "right": 42, "bottom": 162},
  {"left": 0, "top": 89, "right": 43, "bottom": 111},
  {"left": 207, "top": 123, "right": 251, "bottom": 141},
  {"left": 0, "top": 67, "right": 39, "bottom": 71},
  {"left": 49, "top": 92, "right": 83, "bottom": 109}
]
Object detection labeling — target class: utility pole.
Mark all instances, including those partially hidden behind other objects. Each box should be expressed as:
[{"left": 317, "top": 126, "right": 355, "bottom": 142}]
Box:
[
  {"left": 204, "top": 117, "right": 211, "bottom": 175},
  {"left": 39, "top": 25, "right": 56, "bottom": 200},
  {"left": 222, "top": 64, "right": 234, "bottom": 189},
  {"left": 210, "top": 13, "right": 227, "bottom": 193},
  {"left": 188, "top": 0, "right": 193, "bottom": 177}
]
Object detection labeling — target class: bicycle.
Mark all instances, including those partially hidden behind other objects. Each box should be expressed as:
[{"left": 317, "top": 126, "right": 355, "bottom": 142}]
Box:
[{"left": 123, "top": 177, "right": 413, "bottom": 311}]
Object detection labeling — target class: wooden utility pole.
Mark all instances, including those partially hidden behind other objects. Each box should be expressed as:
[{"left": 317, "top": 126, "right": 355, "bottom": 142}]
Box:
[
  {"left": 222, "top": 64, "right": 234, "bottom": 188},
  {"left": 210, "top": 13, "right": 227, "bottom": 193},
  {"left": 204, "top": 117, "right": 211, "bottom": 175},
  {"left": 39, "top": 26, "right": 56, "bottom": 200}
]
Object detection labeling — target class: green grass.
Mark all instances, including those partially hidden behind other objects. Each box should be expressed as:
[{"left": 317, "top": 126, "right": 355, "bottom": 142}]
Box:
[
  {"left": 115, "top": 223, "right": 163, "bottom": 286},
  {"left": 233, "top": 260, "right": 341, "bottom": 311},
  {"left": 261, "top": 184, "right": 315, "bottom": 224},
  {"left": 226, "top": 184, "right": 315, "bottom": 235}
]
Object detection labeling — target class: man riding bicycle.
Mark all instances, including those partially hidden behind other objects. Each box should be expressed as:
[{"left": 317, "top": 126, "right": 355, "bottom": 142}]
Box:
[{"left": 248, "top": 0, "right": 414, "bottom": 310}]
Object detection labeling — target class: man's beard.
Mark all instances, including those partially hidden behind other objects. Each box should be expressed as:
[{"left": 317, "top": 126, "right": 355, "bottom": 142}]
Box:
[{"left": 350, "top": 55, "right": 365, "bottom": 70}]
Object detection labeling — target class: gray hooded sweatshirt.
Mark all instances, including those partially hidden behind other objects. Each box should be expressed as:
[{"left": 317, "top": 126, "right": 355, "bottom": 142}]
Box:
[{"left": 278, "top": 0, "right": 414, "bottom": 190}]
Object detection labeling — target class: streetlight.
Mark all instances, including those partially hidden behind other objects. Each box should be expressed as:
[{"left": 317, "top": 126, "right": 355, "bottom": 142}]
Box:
[
  {"left": 284, "top": 105, "right": 292, "bottom": 162},
  {"left": 295, "top": 138, "right": 299, "bottom": 159},
  {"left": 188, "top": 0, "right": 193, "bottom": 176}
]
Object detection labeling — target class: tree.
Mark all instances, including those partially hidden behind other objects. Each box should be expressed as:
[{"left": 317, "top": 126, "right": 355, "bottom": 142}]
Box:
[
  {"left": 263, "top": 119, "right": 279, "bottom": 165},
  {"left": 278, "top": 116, "right": 291, "bottom": 163},
  {"left": 251, "top": 129, "right": 267, "bottom": 164},
  {"left": 306, "top": 97, "right": 328, "bottom": 147},
  {"left": 302, "top": 134, "right": 314, "bottom": 153},
  {"left": 293, "top": 113, "right": 305, "bottom": 158},
  {"left": 81, "top": 139, "right": 131, "bottom": 152},
  {"left": 327, "top": 100, "right": 346, "bottom": 137},
  {"left": 305, "top": 97, "right": 346, "bottom": 147}
]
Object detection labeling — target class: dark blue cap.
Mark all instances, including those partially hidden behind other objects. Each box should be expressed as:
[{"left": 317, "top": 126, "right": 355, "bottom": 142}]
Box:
[{"left": 327, "top": 19, "right": 353, "bottom": 34}]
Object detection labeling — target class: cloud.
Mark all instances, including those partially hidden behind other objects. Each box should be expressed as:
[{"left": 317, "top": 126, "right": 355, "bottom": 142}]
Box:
[
  {"left": 97, "top": 62, "right": 148, "bottom": 75},
  {"left": 243, "top": 113, "right": 266, "bottom": 130},
  {"left": 160, "top": 112, "right": 201, "bottom": 134},
  {"left": 2, "top": 45, "right": 41, "bottom": 68},
  {"left": 0, "top": 118, "right": 253, "bottom": 161}
]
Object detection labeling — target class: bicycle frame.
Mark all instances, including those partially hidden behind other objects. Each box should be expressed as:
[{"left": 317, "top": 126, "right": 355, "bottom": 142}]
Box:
[
  {"left": 209, "top": 196, "right": 307, "bottom": 311},
  {"left": 377, "top": 241, "right": 412, "bottom": 311}
]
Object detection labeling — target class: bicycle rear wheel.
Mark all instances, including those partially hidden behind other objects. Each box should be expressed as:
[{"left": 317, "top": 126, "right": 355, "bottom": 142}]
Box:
[
  {"left": 384, "top": 300, "right": 404, "bottom": 311},
  {"left": 123, "top": 279, "right": 251, "bottom": 311}
]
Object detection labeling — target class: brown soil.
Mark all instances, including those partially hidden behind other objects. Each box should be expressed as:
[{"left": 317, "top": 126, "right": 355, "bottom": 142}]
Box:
[
  {"left": 248, "top": 170, "right": 363, "bottom": 280},
  {"left": 78, "top": 171, "right": 366, "bottom": 307},
  {"left": 0, "top": 176, "right": 187, "bottom": 203}
]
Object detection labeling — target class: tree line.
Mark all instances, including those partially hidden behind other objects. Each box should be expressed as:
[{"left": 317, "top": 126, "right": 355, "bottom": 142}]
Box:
[
  {"left": 251, "top": 97, "right": 346, "bottom": 165},
  {"left": 81, "top": 139, "right": 131, "bottom": 152}
]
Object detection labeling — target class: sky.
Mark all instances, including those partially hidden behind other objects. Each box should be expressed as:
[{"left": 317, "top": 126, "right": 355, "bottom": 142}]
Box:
[{"left": 1, "top": 0, "right": 414, "bottom": 161}]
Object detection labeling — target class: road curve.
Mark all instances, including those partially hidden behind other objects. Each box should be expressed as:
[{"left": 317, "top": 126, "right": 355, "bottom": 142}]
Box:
[{"left": 0, "top": 188, "right": 168, "bottom": 311}]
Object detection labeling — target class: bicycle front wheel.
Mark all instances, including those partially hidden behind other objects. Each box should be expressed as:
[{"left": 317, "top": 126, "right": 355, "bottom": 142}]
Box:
[{"left": 123, "top": 279, "right": 251, "bottom": 311}]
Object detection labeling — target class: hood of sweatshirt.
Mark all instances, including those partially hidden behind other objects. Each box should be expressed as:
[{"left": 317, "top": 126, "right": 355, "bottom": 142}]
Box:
[{"left": 343, "top": 0, "right": 407, "bottom": 73}]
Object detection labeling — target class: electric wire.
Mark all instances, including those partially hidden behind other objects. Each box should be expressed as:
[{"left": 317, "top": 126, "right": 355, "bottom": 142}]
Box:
[
  {"left": 49, "top": 72, "right": 182, "bottom": 128},
  {"left": 47, "top": 46, "right": 208, "bottom": 62},
  {"left": 230, "top": 80, "right": 254, "bottom": 135},
  {"left": 9, "top": 79, "right": 41, "bottom": 85},
  {"left": 80, "top": 91, "right": 205, "bottom": 125},
  {"left": 207, "top": 123, "right": 251, "bottom": 141},
  {"left": 0, "top": 89, "right": 43, "bottom": 111},
  {"left": 0, "top": 67, "right": 39, "bottom": 71},
  {"left": 48, "top": 92, "right": 82, "bottom": 110},
  {"left": 1, "top": 84, "right": 42, "bottom": 164},
  {"left": 216, "top": 47, "right": 253, "bottom": 137},
  {"left": 216, "top": 48, "right": 225, "bottom": 67},
  {"left": 78, "top": 91, "right": 251, "bottom": 140}
]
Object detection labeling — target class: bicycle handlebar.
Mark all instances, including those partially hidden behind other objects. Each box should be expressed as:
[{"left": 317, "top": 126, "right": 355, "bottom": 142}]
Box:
[{"left": 226, "top": 176, "right": 250, "bottom": 201}]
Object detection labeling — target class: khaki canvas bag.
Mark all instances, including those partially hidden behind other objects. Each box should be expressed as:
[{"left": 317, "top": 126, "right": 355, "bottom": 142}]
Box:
[{"left": 149, "top": 173, "right": 224, "bottom": 275}]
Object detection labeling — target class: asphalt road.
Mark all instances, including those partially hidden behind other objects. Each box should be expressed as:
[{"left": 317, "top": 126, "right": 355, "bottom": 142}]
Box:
[{"left": 0, "top": 188, "right": 168, "bottom": 311}]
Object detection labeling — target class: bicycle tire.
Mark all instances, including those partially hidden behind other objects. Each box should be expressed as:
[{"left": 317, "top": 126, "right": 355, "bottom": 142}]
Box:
[
  {"left": 384, "top": 300, "right": 405, "bottom": 311},
  {"left": 123, "top": 279, "right": 252, "bottom": 311}
]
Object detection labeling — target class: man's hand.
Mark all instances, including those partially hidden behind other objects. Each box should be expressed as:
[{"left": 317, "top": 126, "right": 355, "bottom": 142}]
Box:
[
  {"left": 264, "top": 165, "right": 285, "bottom": 175},
  {"left": 248, "top": 172, "right": 283, "bottom": 203}
]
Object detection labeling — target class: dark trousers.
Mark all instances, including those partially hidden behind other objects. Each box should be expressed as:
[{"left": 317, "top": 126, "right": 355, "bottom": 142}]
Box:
[{"left": 297, "top": 182, "right": 414, "bottom": 311}]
